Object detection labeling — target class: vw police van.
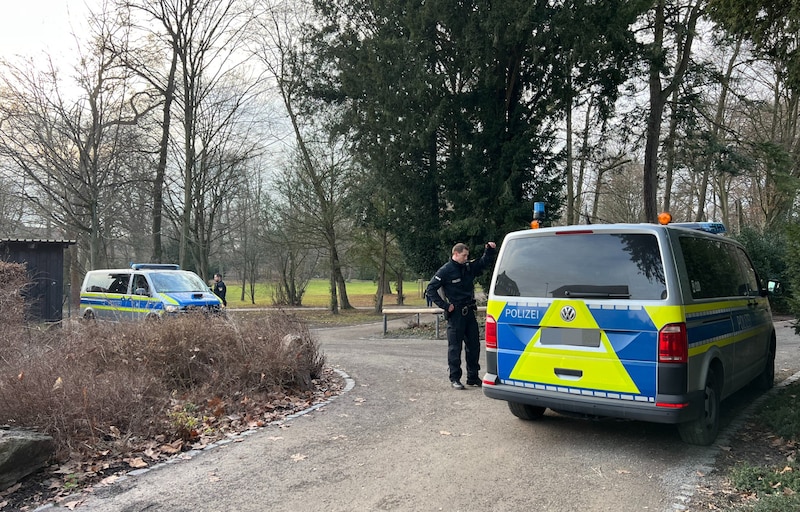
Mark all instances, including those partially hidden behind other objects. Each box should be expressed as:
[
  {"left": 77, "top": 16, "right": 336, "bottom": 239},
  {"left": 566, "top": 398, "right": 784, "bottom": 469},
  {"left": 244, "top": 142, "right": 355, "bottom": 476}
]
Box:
[
  {"left": 80, "top": 264, "right": 223, "bottom": 321},
  {"left": 482, "top": 219, "right": 776, "bottom": 445}
]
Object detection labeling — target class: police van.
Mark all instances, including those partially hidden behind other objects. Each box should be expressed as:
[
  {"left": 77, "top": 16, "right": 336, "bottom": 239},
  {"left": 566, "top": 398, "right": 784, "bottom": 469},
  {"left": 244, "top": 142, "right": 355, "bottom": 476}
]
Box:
[
  {"left": 80, "top": 264, "right": 223, "bottom": 321},
  {"left": 482, "top": 218, "right": 776, "bottom": 445}
]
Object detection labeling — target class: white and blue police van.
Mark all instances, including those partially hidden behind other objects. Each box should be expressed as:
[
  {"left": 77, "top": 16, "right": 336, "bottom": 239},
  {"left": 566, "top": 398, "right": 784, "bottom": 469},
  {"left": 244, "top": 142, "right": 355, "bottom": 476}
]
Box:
[
  {"left": 482, "top": 213, "right": 777, "bottom": 445},
  {"left": 79, "top": 264, "right": 223, "bottom": 321}
]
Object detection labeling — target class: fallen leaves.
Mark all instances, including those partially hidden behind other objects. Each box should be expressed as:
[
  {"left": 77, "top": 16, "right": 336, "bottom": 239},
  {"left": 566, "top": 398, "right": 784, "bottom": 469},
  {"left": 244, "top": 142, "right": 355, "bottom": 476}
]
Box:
[
  {"left": 125, "top": 458, "right": 148, "bottom": 469},
  {"left": 3, "top": 367, "right": 346, "bottom": 511},
  {"left": 99, "top": 475, "right": 120, "bottom": 486},
  {"left": 159, "top": 439, "right": 184, "bottom": 455}
]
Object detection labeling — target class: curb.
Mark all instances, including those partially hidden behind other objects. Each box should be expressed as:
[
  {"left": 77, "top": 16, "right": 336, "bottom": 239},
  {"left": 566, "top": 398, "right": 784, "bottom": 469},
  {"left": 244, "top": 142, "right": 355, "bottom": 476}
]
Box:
[{"left": 669, "top": 369, "right": 800, "bottom": 511}]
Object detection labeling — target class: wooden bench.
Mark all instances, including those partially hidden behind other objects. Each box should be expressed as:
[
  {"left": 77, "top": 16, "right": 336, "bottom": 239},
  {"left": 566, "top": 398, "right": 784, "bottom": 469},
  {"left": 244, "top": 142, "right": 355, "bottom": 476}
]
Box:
[{"left": 381, "top": 306, "right": 487, "bottom": 338}]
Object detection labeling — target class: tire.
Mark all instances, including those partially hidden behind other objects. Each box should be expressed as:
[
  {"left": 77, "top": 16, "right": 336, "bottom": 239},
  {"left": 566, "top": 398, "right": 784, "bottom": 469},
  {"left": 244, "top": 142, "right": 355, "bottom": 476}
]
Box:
[
  {"left": 82, "top": 310, "right": 96, "bottom": 322},
  {"left": 753, "top": 341, "right": 776, "bottom": 391},
  {"left": 678, "top": 367, "right": 720, "bottom": 446},
  {"left": 508, "top": 401, "right": 546, "bottom": 421}
]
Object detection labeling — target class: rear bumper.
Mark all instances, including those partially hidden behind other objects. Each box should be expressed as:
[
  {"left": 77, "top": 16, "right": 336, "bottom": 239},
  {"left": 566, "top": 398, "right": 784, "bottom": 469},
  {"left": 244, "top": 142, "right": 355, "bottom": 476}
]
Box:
[{"left": 482, "top": 376, "right": 702, "bottom": 424}]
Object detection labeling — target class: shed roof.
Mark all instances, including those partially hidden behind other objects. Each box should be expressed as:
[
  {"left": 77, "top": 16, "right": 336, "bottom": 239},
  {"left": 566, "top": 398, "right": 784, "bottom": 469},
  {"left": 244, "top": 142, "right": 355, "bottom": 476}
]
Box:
[{"left": 1, "top": 238, "right": 76, "bottom": 245}]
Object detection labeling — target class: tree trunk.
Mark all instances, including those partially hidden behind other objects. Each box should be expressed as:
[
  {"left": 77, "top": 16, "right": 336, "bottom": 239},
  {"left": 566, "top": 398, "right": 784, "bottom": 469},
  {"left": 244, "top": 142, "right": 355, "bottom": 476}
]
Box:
[
  {"left": 374, "top": 231, "right": 387, "bottom": 313},
  {"left": 395, "top": 273, "right": 404, "bottom": 305},
  {"left": 566, "top": 87, "right": 575, "bottom": 224},
  {"left": 662, "top": 88, "right": 680, "bottom": 214},
  {"left": 151, "top": 48, "right": 177, "bottom": 263},
  {"left": 329, "top": 249, "right": 339, "bottom": 314},
  {"left": 643, "top": 0, "right": 702, "bottom": 223},
  {"left": 575, "top": 100, "right": 593, "bottom": 224}
]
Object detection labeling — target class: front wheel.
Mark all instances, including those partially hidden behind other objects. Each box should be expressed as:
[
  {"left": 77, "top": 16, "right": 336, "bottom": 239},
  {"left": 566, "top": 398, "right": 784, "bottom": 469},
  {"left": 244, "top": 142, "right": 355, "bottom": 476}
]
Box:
[
  {"left": 678, "top": 367, "right": 720, "bottom": 446},
  {"left": 508, "top": 402, "right": 546, "bottom": 421},
  {"left": 753, "top": 341, "right": 775, "bottom": 391}
]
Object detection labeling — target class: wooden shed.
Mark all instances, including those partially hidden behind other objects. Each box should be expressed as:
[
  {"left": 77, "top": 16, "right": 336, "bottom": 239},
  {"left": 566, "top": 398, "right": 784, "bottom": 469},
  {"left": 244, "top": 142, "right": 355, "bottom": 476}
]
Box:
[{"left": 0, "top": 238, "right": 76, "bottom": 322}]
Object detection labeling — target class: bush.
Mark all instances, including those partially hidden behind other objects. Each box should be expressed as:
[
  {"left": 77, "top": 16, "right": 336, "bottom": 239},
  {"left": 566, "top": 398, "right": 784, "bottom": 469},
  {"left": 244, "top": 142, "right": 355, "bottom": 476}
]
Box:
[
  {"left": 0, "top": 312, "right": 325, "bottom": 459},
  {"left": 0, "top": 261, "right": 29, "bottom": 326},
  {"left": 734, "top": 227, "right": 791, "bottom": 315}
]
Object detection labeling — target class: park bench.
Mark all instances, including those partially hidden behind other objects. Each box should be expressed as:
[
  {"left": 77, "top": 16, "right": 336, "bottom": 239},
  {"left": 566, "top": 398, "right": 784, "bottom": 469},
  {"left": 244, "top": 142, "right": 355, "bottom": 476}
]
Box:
[{"left": 381, "top": 306, "right": 487, "bottom": 338}]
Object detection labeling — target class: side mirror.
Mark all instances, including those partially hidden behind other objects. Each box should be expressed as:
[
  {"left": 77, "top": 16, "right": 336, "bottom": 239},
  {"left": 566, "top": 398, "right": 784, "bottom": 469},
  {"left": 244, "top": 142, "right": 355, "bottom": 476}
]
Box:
[{"left": 767, "top": 279, "right": 782, "bottom": 294}]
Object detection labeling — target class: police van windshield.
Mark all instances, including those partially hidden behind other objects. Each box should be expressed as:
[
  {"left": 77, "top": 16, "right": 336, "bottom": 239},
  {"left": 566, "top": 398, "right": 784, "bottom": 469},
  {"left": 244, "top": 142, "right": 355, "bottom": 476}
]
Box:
[
  {"left": 493, "top": 233, "right": 667, "bottom": 300},
  {"left": 149, "top": 272, "right": 209, "bottom": 293}
]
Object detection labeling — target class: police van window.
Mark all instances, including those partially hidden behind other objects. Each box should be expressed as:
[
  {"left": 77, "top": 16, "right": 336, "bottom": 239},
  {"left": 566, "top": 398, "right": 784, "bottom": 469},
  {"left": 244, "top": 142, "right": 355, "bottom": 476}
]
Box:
[
  {"left": 107, "top": 273, "right": 131, "bottom": 294},
  {"left": 734, "top": 247, "right": 760, "bottom": 296},
  {"left": 492, "top": 233, "right": 666, "bottom": 300},
  {"left": 680, "top": 237, "right": 740, "bottom": 299},
  {"left": 133, "top": 274, "right": 149, "bottom": 295},
  {"left": 85, "top": 273, "right": 109, "bottom": 292},
  {"left": 150, "top": 271, "right": 208, "bottom": 293}
]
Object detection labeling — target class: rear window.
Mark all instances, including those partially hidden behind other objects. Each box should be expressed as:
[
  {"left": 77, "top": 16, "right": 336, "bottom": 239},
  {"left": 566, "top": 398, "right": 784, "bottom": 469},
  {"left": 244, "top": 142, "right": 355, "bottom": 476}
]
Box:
[{"left": 493, "top": 233, "right": 666, "bottom": 300}]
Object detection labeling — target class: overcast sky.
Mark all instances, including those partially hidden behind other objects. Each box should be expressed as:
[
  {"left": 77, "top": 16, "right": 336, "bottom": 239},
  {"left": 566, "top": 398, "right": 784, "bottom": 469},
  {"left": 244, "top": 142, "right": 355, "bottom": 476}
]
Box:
[{"left": 0, "top": 1, "right": 92, "bottom": 61}]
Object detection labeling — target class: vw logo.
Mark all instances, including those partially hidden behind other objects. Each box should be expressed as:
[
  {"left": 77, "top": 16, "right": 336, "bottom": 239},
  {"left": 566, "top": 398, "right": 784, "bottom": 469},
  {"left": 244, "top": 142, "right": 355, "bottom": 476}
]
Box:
[{"left": 560, "top": 305, "right": 577, "bottom": 322}]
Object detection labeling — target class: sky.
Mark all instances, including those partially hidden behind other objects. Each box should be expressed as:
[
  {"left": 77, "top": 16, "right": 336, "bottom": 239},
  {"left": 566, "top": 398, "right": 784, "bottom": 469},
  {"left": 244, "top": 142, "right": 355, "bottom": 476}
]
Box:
[{"left": 0, "top": 1, "right": 93, "bottom": 61}]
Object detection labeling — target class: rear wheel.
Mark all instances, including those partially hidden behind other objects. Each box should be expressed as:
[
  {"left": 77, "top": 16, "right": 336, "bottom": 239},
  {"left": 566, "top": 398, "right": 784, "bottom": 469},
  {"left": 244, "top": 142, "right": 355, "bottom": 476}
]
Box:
[
  {"left": 678, "top": 367, "right": 720, "bottom": 446},
  {"left": 82, "top": 310, "right": 95, "bottom": 322},
  {"left": 508, "top": 402, "right": 546, "bottom": 421}
]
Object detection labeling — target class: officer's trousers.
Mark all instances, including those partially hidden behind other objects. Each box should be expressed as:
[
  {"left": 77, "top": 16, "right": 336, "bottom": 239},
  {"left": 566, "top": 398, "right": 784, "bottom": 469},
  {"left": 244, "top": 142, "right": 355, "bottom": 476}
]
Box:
[{"left": 446, "top": 307, "right": 480, "bottom": 383}]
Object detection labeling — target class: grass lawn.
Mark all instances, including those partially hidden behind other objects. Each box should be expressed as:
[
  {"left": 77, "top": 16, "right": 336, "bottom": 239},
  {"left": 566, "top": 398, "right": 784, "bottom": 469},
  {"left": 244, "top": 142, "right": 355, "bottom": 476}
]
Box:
[{"left": 226, "top": 279, "right": 430, "bottom": 309}]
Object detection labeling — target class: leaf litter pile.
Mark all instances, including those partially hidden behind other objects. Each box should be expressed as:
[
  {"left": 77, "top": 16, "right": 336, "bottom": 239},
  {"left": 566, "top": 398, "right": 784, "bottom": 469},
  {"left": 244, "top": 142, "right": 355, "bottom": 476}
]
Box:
[{"left": 0, "top": 312, "right": 343, "bottom": 511}]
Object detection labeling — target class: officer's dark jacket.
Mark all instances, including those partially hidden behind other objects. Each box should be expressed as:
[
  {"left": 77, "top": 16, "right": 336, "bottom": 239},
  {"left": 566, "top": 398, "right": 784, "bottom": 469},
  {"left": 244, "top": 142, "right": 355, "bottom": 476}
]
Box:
[
  {"left": 425, "top": 245, "right": 497, "bottom": 310},
  {"left": 213, "top": 280, "right": 227, "bottom": 305}
]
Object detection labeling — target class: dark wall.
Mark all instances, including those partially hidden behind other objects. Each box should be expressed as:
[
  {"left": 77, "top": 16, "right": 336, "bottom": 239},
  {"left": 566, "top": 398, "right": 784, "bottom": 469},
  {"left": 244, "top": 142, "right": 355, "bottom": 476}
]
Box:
[{"left": 0, "top": 240, "right": 74, "bottom": 322}]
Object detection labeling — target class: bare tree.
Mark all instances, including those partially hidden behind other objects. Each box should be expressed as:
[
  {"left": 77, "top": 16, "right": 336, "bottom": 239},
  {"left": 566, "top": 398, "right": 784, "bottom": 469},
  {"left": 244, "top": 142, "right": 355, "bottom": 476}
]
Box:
[
  {"left": 250, "top": 0, "right": 355, "bottom": 313},
  {"left": 642, "top": 0, "right": 704, "bottom": 222},
  {"left": 0, "top": 9, "right": 155, "bottom": 269},
  {"left": 121, "top": 0, "right": 254, "bottom": 275}
]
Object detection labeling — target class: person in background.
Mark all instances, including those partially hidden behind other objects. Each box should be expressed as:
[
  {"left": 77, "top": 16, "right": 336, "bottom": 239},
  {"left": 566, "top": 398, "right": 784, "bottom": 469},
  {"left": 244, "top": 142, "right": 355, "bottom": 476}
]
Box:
[
  {"left": 426, "top": 241, "right": 497, "bottom": 390},
  {"left": 213, "top": 273, "right": 227, "bottom": 307}
]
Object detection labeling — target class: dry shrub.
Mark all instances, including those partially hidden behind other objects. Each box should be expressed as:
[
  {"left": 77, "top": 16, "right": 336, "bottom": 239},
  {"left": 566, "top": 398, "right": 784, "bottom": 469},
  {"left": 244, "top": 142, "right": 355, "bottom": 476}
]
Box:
[
  {"left": 0, "top": 311, "right": 325, "bottom": 459},
  {"left": 0, "top": 261, "right": 29, "bottom": 328}
]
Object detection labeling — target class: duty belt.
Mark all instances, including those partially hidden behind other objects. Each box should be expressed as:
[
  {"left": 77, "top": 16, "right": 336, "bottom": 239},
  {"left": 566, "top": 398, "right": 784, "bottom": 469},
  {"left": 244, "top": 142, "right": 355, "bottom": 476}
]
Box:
[{"left": 453, "top": 301, "right": 477, "bottom": 316}]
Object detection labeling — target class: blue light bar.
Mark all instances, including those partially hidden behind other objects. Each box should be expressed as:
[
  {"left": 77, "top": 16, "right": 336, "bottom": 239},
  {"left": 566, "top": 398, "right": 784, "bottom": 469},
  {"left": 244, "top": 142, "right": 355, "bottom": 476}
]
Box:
[
  {"left": 130, "top": 263, "right": 181, "bottom": 270},
  {"left": 671, "top": 222, "right": 727, "bottom": 235}
]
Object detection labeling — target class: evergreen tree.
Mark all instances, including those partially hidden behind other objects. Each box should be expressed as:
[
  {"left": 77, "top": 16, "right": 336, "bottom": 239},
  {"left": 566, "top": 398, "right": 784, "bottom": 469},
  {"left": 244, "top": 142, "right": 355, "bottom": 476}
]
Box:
[{"left": 308, "top": 0, "right": 644, "bottom": 275}]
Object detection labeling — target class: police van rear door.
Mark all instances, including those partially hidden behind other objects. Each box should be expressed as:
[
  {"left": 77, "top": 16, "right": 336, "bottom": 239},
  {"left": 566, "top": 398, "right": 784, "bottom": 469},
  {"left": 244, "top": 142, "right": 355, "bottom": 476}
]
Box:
[{"left": 488, "top": 226, "right": 673, "bottom": 402}]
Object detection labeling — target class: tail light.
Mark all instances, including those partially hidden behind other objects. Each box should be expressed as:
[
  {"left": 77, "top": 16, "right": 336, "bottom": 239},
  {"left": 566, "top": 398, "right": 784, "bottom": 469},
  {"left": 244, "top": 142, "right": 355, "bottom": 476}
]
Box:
[
  {"left": 658, "top": 323, "right": 687, "bottom": 363},
  {"left": 485, "top": 315, "right": 497, "bottom": 349}
]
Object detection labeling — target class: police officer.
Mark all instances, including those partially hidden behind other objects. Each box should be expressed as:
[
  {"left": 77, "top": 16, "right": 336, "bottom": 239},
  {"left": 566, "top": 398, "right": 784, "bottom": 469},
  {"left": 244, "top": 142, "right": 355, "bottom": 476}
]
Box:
[
  {"left": 426, "top": 241, "right": 497, "bottom": 390},
  {"left": 213, "top": 273, "right": 227, "bottom": 307}
]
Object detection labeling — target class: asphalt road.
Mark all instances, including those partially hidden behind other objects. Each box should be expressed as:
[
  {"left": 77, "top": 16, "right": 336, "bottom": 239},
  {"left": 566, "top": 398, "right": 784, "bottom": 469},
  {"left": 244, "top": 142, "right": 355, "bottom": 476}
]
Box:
[{"left": 69, "top": 318, "right": 800, "bottom": 512}]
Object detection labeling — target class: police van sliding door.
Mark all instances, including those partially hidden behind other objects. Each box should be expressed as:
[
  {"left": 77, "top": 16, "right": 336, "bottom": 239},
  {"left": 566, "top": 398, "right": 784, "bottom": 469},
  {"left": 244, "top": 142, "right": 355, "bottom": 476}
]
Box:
[
  {"left": 131, "top": 273, "right": 155, "bottom": 320},
  {"left": 104, "top": 273, "right": 133, "bottom": 321}
]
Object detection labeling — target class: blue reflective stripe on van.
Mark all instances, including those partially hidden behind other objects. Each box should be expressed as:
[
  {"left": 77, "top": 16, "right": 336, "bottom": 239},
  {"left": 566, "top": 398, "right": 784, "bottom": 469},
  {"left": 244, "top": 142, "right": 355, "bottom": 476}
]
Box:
[{"left": 590, "top": 306, "right": 656, "bottom": 333}]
